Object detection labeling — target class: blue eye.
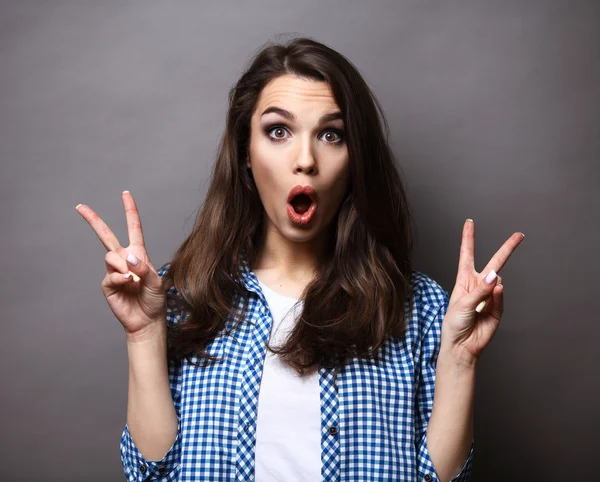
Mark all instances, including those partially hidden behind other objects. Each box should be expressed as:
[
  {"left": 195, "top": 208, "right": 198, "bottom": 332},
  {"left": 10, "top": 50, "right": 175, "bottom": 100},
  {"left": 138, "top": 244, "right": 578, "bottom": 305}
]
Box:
[{"left": 264, "top": 125, "right": 345, "bottom": 144}]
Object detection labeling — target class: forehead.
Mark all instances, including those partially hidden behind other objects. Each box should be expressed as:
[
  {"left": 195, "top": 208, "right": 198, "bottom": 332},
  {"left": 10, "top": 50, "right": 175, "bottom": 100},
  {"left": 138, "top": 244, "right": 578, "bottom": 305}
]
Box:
[{"left": 255, "top": 74, "right": 339, "bottom": 113}]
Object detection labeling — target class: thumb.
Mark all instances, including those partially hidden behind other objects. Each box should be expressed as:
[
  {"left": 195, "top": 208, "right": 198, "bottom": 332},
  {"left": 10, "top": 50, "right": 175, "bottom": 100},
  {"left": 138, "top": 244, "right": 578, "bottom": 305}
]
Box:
[
  {"left": 125, "top": 251, "right": 161, "bottom": 289},
  {"left": 463, "top": 269, "right": 498, "bottom": 313}
]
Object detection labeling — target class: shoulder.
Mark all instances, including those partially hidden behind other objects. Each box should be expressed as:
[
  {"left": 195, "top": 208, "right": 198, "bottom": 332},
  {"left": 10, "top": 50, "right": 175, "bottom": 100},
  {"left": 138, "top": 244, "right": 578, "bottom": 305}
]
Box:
[{"left": 408, "top": 269, "right": 450, "bottom": 339}]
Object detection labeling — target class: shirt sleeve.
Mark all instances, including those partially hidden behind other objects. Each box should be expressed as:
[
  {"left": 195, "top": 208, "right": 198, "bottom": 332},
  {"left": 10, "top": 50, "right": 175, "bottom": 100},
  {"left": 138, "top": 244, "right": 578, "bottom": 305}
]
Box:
[
  {"left": 119, "top": 263, "right": 184, "bottom": 481},
  {"left": 414, "top": 288, "right": 474, "bottom": 482}
]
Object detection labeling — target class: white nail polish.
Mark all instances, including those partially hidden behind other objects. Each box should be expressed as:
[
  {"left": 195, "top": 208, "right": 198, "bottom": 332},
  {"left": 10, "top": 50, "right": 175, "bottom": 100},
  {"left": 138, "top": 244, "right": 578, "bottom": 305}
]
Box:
[
  {"left": 485, "top": 270, "right": 497, "bottom": 285},
  {"left": 127, "top": 252, "right": 139, "bottom": 266},
  {"left": 475, "top": 300, "right": 486, "bottom": 313}
]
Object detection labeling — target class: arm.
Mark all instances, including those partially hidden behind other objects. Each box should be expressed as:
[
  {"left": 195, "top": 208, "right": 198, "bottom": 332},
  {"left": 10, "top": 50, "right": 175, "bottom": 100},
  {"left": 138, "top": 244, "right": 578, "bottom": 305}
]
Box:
[
  {"left": 426, "top": 344, "right": 475, "bottom": 482},
  {"left": 120, "top": 325, "right": 182, "bottom": 482},
  {"left": 120, "top": 265, "right": 183, "bottom": 482},
  {"left": 415, "top": 290, "right": 474, "bottom": 482}
]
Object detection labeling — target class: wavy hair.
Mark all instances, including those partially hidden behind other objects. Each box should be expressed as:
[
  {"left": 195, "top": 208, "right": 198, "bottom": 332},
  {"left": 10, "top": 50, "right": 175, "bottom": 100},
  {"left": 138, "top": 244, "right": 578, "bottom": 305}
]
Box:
[{"left": 162, "top": 36, "right": 416, "bottom": 375}]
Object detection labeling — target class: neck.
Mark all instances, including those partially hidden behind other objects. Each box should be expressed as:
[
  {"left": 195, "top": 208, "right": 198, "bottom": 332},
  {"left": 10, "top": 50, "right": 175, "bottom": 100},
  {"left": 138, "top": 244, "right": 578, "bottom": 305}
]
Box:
[{"left": 251, "top": 222, "right": 330, "bottom": 284}]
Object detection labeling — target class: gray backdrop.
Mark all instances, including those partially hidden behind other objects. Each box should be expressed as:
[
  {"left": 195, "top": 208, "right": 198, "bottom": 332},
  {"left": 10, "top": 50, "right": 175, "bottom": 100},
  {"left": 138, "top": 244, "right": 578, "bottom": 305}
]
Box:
[{"left": 1, "top": 1, "right": 597, "bottom": 480}]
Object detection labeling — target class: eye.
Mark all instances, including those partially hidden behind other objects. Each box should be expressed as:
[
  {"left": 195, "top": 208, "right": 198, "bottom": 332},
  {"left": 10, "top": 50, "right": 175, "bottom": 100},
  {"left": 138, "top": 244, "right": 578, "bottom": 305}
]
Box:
[
  {"left": 264, "top": 124, "right": 345, "bottom": 145},
  {"left": 266, "top": 125, "right": 290, "bottom": 142},
  {"left": 319, "top": 129, "right": 344, "bottom": 144}
]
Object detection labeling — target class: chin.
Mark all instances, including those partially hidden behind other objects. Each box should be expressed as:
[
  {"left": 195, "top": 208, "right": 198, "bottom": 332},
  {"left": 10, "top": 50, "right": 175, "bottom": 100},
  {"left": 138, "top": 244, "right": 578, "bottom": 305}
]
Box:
[
  {"left": 279, "top": 220, "right": 322, "bottom": 242},
  {"left": 283, "top": 226, "right": 319, "bottom": 242}
]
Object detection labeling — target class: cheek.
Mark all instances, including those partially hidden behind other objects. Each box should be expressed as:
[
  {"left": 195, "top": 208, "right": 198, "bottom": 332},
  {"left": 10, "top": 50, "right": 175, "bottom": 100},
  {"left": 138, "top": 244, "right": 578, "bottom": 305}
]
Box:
[
  {"left": 253, "top": 160, "right": 281, "bottom": 192},
  {"left": 329, "top": 161, "right": 350, "bottom": 196},
  {"left": 251, "top": 160, "right": 285, "bottom": 211}
]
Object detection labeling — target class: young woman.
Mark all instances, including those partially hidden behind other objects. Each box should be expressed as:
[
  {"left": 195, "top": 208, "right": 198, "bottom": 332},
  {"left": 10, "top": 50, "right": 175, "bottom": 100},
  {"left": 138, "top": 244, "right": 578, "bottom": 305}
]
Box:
[{"left": 77, "top": 37, "right": 524, "bottom": 482}]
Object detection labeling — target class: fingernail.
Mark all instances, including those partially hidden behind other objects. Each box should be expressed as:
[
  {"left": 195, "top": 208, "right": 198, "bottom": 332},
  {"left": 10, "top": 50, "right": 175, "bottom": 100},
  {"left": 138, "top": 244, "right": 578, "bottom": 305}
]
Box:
[
  {"left": 485, "top": 269, "right": 497, "bottom": 285},
  {"left": 127, "top": 252, "right": 139, "bottom": 266},
  {"left": 75, "top": 204, "right": 82, "bottom": 210},
  {"left": 466, "top": 218, "right": 474, "bottom": 223},
  {"left": 123, "top": 272, "right": 131, "bottom": 279},
  {"left": 123, "top": 190, "right": 130, "bottom": 194},
  {"left": 475, "top": 300, "right": 486, "bottom": 313}
]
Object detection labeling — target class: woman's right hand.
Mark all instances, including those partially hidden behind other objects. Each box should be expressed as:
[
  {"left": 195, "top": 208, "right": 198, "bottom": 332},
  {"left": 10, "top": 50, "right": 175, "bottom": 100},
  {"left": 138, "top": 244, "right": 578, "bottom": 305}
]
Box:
[{"left": 76, "top": 190, "right": 167, "bottom": 343}]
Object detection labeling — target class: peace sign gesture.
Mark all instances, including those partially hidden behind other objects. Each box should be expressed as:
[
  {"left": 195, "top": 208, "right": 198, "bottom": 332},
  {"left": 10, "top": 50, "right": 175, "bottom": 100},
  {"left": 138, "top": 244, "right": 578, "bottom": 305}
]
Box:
[
  {"left": 440, "top": 219, "right": 525, "bottom": 367},
  {"left": 76, "top": 191, "right": 167, "bottom": 343}
]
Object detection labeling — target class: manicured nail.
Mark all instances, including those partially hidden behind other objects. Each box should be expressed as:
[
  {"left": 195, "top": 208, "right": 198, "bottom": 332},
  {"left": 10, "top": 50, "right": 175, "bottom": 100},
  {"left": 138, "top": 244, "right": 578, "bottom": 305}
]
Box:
[
  {"left": 485, "top": 270, "right": 497, "bottom": 285},
  {"left": 127, "top": 252, "right": 139, "bottom": 266},
  {"left": 124, "top": 272, "right": 131, "bottom": 279},
  {"left": 466, "top": 218, "right": 474, "bottom": 223},
  {"left": 475, "top": 300, "right": 486, "bottom": 313},
  {"left": 123, "top": 190, "right": 129, "bottom": 194},
  {"left": 75, "top": 204, "right": 82, "bottom": 210}
]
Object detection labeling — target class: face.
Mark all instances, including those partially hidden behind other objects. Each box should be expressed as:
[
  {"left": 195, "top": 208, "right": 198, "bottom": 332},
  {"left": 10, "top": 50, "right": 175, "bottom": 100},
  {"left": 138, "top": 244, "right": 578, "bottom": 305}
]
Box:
[{"left": 247, "top": 74, "right": 350, "bottom": 247}]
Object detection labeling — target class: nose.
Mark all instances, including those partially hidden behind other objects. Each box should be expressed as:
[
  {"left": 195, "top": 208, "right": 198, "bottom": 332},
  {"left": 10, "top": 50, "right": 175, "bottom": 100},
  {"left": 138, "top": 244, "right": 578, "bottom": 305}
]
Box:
[{"left": 293, "top": 136, "right": 318, "bottom": 175}]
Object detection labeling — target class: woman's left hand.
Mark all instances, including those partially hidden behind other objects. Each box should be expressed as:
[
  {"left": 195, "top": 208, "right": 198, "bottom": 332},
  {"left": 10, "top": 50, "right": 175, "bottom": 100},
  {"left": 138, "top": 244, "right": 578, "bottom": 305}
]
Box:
[{"left": 440, "top": 219, "right": 525, "bottom": 367}]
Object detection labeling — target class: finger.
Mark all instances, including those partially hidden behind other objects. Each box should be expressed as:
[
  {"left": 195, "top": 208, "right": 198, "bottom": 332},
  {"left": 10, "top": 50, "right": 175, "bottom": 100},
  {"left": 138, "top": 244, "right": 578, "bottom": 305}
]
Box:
[
  {"left": 466, "top": 268, "right": 498, "bottom": 312},
  {"left": 457, "top": 219, "right": 475, "bottom": 276},
  {"left": 122, "top": 191, "right": 146, "bottom": 247},
  {"left": 75, "top": 204, "right": 122, "bottom": 252},
  {"left": 102, "top": 271, "right": 136, "bottom": 290},
  {"left": 481, "top": 232, "right": 525, "bottom": 276},
  {"left": 488, "top": 284, "right": 504, "bottom": 320},
  {"left": 105, "top": 250, "right": 141, "bottom": 283},
  {"left": 124, "top": 250, "right": 160, "bottom": 289},
  {"left": 105, "top": 250, "right": 129, "bottom": 274},
  {"left": 475, "top": 277, "right": 502, "bottom": 313}
]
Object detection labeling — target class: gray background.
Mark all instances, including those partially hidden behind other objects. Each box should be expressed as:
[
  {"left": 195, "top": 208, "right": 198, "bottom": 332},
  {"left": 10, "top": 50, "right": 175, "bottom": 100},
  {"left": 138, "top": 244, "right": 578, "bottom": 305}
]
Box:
[{"left": 1, "top": 0, "right": 598, "bottom": 480}]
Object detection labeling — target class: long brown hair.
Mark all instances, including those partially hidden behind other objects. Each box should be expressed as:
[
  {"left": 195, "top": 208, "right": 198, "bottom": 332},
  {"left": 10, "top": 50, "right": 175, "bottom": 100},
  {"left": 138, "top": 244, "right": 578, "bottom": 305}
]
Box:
[{"left": 162, "top": 36, "right": 416, "bottom": 375}]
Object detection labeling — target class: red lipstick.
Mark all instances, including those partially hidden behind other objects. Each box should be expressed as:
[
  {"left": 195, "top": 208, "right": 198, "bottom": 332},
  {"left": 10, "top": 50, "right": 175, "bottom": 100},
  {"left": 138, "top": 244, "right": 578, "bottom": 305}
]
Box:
[{"left": 287, "top": 185, "right": 317, "bottom": 225}]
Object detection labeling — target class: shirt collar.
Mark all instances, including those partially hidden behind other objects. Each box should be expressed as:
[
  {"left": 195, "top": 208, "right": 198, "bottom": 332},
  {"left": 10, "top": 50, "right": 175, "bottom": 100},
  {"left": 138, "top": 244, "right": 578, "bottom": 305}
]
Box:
[{"left": 238, "top": 249, "right": 263, "bottom": 299}]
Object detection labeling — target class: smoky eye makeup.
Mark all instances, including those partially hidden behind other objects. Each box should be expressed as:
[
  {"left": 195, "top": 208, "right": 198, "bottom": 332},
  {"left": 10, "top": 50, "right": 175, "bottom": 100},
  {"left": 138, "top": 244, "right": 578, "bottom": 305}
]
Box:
[{"left": 262, "top": 123, "right": 346, "bottom": 144}]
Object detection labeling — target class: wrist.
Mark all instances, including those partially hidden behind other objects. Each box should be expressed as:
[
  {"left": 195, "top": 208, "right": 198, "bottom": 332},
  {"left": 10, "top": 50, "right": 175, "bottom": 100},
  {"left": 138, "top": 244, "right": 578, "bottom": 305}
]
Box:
[
  {"left": 438, "top": 342, "right": 478, "bottom": 372},
  {"left": 125, "top": 321, "right": 167, "bottom": 345}
]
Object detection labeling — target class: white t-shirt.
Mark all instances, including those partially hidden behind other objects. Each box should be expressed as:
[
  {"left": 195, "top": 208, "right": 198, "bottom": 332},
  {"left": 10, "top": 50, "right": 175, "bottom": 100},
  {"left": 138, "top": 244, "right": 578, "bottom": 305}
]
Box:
[{"left": 254, "top": 280, "right": 322, "bottom": 482}]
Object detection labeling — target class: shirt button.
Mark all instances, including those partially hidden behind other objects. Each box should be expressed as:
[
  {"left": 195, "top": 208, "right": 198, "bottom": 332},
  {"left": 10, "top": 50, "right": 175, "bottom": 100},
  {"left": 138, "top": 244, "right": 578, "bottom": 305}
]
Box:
[
  {"left": 328, "top": 425, "right": 338, "bottom": 435},
  {"left": 157, "top": 465, "right": 166, "bottom": 475},
  {"left": 139, "top": 463, "right": 147, "bottom": 474},
  {"left": 424, "top": 474, "right": 433, "bottom": 481}
]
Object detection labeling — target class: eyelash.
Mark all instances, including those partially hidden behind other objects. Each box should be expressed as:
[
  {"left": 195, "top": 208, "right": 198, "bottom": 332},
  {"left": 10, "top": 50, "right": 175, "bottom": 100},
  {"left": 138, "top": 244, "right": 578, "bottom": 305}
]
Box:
[{"left": 264, "top": 124, "right": 345, "bottom": 145}]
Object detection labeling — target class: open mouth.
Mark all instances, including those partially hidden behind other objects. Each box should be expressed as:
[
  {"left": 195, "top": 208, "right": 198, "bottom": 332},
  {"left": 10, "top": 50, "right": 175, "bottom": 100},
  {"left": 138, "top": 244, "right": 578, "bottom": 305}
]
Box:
[
  {"left": 290, "top": 193, "right": 312, "bottom": 214},
  {"left": 287, "top": 185, "right": 317, "bottom": 225}
]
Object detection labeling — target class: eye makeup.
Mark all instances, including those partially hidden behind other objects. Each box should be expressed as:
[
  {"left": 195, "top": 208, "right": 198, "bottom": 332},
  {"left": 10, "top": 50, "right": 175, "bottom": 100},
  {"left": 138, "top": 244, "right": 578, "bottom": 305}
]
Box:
[{"left": 262, "top": 124, "right": 345, "bottom": 144}]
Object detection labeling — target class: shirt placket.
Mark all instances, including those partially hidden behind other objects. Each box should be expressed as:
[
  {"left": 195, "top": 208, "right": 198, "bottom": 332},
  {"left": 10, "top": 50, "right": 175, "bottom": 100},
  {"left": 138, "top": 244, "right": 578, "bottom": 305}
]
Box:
[
  {"left": 235, "top": 296, "right": 273, "bottom": 481},
  {"left": 319, "top": 365, "right": 341, "bottom": 482}
]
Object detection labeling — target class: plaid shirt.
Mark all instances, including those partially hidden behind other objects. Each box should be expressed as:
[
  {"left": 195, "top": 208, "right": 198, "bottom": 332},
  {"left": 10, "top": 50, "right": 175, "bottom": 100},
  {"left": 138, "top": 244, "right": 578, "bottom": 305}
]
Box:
[{"left": 120, "top": 255, "right": 474, "bottom": 481}]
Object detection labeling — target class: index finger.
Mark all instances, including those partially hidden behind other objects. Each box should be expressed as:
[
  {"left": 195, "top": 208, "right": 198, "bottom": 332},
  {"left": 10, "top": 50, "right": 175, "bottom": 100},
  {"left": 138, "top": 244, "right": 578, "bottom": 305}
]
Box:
[
  {"left": 122, "top": 191, "right": 145, "bottom": 247},
  {"left": 483, "top": 232, "right": 525, "bottom": 275},
  {"left": 75, "top": 203, "right": 121, "bottom": 252}
]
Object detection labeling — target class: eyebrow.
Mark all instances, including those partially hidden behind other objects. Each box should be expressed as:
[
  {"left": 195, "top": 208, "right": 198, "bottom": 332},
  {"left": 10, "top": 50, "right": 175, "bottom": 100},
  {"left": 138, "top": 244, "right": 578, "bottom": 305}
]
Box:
[{"left": 261, "top": 106, "right": 343, "bottom": 124}]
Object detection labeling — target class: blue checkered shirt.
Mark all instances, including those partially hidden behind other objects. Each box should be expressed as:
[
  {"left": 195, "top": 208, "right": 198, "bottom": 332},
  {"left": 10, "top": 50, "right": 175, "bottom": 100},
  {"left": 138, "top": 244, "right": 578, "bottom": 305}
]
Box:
[{"left": 120, "top": 256, "right": 474, "bottom": 481}]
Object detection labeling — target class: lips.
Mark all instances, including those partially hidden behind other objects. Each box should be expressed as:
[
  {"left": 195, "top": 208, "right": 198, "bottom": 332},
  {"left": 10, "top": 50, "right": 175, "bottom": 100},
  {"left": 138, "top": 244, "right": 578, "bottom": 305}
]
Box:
[
  {"left": 287, "top": 185, "right": 318, "bottom": 225},
  {"left": 287, "top": 185, "right": 317, "bottom": 204}
]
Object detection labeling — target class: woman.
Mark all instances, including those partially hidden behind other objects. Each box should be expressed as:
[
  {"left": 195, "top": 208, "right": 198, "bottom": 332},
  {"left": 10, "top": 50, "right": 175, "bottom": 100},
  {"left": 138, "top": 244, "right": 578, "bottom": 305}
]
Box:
[{"left": 76, "top": 37, "right": 524, "bottom": 481}]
